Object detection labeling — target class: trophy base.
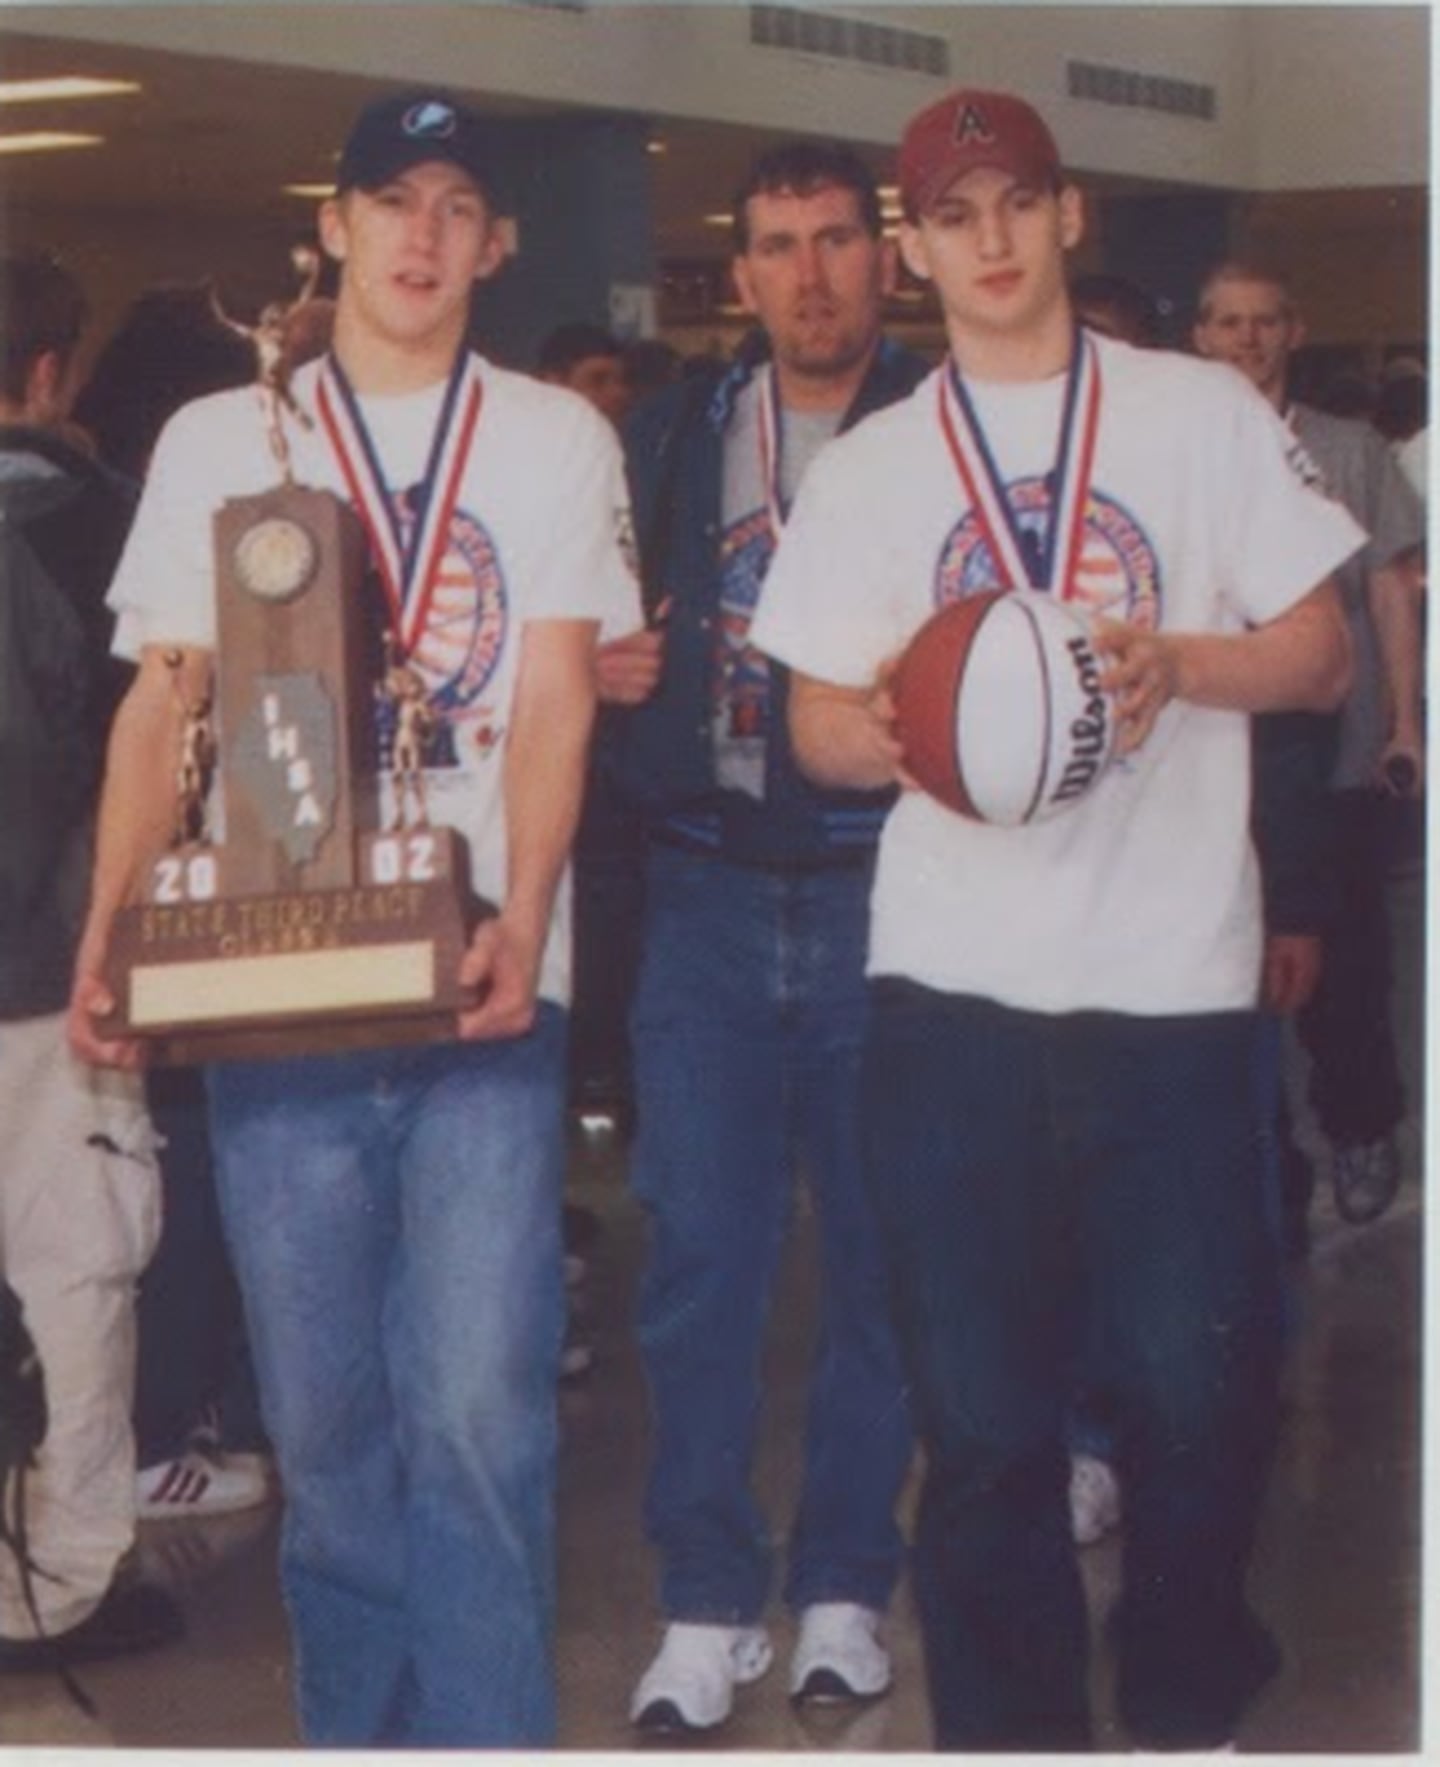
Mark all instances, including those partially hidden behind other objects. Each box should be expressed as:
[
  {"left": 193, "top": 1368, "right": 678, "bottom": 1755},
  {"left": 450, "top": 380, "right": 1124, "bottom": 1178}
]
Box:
[
  {"left": 105, "top": 831, "right": 493, "bottom": 1065},
  {"left": 148, "top": 1004, "right": 473, "bottom": 1067}
]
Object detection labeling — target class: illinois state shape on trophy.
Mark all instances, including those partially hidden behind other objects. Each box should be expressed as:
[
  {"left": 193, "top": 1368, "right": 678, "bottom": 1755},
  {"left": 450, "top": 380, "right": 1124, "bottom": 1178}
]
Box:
[{"left": 104, "top": 258, "right": 489, "bottom": 1061}]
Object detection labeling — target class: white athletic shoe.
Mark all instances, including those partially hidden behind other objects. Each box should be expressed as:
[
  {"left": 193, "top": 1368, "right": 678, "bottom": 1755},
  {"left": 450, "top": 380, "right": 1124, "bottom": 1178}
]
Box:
[
  {"left": 790, "top": 1602, "right": 893, "bottom": 1702},
  {"left": 136, "top": 1448, "right": 272, "bottom": 1521},
  {"left": 630, "top": 1621, "right": 773, "bottom": 1733},
  {"left": 1069, "top": 1452, "right": 1123, "bottom": 1548}
]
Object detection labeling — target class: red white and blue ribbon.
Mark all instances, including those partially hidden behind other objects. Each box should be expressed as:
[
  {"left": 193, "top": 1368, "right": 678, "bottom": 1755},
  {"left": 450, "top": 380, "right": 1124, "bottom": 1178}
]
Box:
[
  {"left": 937, "top": 328, "right": 1101, "bottom": 599},
  {"left": 316, "top": 348, "right": 483, "bottom": 656}
]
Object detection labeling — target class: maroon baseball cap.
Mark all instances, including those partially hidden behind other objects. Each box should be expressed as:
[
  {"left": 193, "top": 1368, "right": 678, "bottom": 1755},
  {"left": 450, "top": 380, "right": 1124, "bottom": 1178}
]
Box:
[{"left": 898, "top": 89, "right": 1062, "bottom": 218}]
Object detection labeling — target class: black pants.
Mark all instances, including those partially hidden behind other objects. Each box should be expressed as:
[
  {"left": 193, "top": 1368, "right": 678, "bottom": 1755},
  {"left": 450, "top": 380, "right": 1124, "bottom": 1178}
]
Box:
[
  {"left": 134, "top": 1066, "right": 266, "bottom": 1463},
  {"left": 1298, "top": 789, "right": 1406, "bottom": 1149}
]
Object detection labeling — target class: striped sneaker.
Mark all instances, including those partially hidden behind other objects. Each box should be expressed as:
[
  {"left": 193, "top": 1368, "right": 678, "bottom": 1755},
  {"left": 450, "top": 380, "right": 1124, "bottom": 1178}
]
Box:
[{"left": 136, "top": 1448, "right": 271, "bottom": 1521}]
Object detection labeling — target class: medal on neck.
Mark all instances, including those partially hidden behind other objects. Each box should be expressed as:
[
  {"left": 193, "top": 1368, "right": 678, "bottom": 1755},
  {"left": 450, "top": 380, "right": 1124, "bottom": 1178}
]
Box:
[
  {"left": 315, "top": 348, "right": 484, "bottom": 657},
  {"left": 938, "top": 328, "right": 1101, "bottom": 599}
]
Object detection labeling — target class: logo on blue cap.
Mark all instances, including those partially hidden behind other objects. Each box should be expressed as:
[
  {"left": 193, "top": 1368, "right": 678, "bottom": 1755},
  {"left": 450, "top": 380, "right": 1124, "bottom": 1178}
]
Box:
[{"left": 403, "top": 100, "right": 457, "bottom": 141}]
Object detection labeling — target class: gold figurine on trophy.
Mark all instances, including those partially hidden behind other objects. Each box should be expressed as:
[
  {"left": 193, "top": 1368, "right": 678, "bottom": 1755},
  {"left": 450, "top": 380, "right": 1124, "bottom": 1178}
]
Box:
[
  {"left": 377, "top": 630, "right": 437, "bottom": 832},
  {"left": 165, "top": 647, "right": 218, "bottom": 849},
  {"left": 209, "top": 245, "right": 326, "bottom": 481}
]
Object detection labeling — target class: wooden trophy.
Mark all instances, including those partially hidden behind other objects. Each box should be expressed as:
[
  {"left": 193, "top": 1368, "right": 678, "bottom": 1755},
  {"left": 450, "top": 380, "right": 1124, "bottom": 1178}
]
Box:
[{"left": 104, "top": 263, "right": 490, "bottom": 1062}]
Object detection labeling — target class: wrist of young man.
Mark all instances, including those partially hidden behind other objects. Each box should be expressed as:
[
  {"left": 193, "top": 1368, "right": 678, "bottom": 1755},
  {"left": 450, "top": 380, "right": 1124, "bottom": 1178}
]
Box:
[
  {"left": 1158, "top": 630, "right": 1196, "bottom": 706},
  {"left": 496, "top": 894, "right": 551, "bottom": 949}
]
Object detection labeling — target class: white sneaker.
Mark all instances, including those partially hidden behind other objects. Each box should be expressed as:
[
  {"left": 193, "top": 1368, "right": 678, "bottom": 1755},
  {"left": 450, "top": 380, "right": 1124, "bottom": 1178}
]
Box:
[
  {"left": 137, "top": 1448, "right": 272, "bottom": 1521},
  {"left": 790, "top": 1602, "right": 892, "bottom": 1702},
  {"left": 630, "top": 1621, "right": 773, "bottom": 1732},
  {"left": 1069, "top": 1452, "right": 1122, "bottom": 1548}
]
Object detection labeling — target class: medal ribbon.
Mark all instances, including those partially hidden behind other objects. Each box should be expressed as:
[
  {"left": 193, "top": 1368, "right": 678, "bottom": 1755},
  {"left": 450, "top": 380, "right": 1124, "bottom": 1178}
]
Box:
[
  {"left": 937, "top": 329, "right": 1101, "bottom": 599},
  {"left": 316, "top": 349, "right": 484, "bottom": 656},
  {"left": 755, "top": 364, "right": 788, "bottom": 540}
]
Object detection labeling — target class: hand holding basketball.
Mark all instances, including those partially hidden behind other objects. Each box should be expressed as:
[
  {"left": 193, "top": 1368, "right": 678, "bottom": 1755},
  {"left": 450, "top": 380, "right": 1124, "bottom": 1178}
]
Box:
[
  {"left": 1093, "top": 620, "right": 1180, "bottom": 755},
  {"left": 892, "top": 589, "right": 1116, "bottom": 825},
  {"left": 867, "top": 655, "right": 919, "bottom": 791}
]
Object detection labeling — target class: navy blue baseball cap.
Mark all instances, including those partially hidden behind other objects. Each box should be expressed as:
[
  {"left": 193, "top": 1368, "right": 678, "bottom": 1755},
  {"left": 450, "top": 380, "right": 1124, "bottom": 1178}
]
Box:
[{"left": 337, "top": 92, "right": 496, "bottom": 200}]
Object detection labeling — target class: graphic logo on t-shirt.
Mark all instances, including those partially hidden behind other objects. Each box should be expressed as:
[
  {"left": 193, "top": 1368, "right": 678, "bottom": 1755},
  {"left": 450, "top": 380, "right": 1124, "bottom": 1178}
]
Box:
[
  {"left": 372, "top": 493, "right": 508, "bottom": 772},
  {"left": 935, "top": 477, "right": 1162, "bottom": 625},
  {"left": 714, "top": 508, "right": 775, "bottom": 742}
]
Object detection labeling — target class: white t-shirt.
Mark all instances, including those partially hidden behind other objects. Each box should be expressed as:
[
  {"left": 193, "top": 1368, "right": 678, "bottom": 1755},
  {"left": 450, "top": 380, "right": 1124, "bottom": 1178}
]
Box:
[
  {"left": 1396, "top": 427, "right": 1427, "bottom": 502},
  {"left": 108, "top": 353, "right": 641, "bottom": 1006},
  {"left": 750, "top": 335, "right": 1364, "bottom": 1016},
  {"left": 713, "top": 372, "right": 844, "bottom": 800}
]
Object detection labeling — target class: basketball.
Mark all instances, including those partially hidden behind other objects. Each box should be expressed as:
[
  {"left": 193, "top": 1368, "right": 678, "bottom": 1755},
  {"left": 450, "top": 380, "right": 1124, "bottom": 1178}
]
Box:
[{"left": 892, "top": 588, "right": 1116, "bottom": 825}]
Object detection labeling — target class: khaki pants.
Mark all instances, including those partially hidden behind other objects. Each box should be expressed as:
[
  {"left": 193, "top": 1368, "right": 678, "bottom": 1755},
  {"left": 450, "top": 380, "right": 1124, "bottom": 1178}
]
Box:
[{"left": 0, "top": 1013, "right": 160, "bottom": 1638}]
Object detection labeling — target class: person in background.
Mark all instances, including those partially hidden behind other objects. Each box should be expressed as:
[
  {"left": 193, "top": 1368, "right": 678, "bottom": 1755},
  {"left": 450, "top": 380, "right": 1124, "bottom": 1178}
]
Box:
[
  {"left": 0, "top": 254, "right": 181, "bottom": 1674},
  {"left": 623, "top": 336, "right": 683, "bottom": 404},
  {"left": 535, "top": 318, "right": 644, "bottom": 1378},
  {"left": 607, "top": 141, "right": 923, "bottom": 1736},
  {"left": 1396, "top": 426, "right": 1427, "bottom": 501},
  {"left": 537, "top": 320, "right": 633, "bottom": 430},
  {"left": 1069, "top": 271, "right": 1158, "bottom": 347},
  {"left": 1372, "top": 362, "right": 1426, "bottom": 446},
  {"left": 1194, "top": 262, "right": 1425, "bottom": 1227},
  {"left": 77, "top": 279, "right": 281, "bottom": 1523},
  {"left": 535, "top": 316, "right": 642, "bottom": 1148}
]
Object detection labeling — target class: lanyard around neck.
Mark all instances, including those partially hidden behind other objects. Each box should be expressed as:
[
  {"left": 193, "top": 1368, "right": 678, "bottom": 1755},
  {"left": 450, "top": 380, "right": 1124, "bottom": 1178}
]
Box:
[
  {"left": 316, "top": 349, "right": 483, "bottom": 656},
  {"left": 937, "top": 329, "right": 1101, "bottom": 598}
]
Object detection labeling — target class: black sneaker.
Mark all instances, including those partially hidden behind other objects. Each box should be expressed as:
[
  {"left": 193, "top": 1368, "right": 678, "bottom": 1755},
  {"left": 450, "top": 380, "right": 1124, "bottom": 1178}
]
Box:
[
  {"left": 1333, "top": 1137, "right": 1401, "bottom": 1225},
  {"left": 0, "top": 1578, "right": 182, "bottom": 1672}
]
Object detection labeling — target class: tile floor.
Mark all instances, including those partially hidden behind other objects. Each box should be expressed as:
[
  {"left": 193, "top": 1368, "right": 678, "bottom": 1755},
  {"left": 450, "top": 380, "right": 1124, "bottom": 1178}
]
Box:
[
  {"left": 0, "top": 868, "right": 1423, "bottom": 1752},
  {"left": 0, "top": 1152, "right": 1420, "bottom": 1753}
]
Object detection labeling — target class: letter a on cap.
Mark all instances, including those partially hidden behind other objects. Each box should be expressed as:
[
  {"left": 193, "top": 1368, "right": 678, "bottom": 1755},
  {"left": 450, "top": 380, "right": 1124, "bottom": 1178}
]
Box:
[{"left": 954, "top": 101, "right": 997, "bottom": 145}]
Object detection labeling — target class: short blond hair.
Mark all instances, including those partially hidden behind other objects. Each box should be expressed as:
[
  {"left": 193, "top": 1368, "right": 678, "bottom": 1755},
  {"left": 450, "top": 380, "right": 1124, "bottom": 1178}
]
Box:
[{"left": 1194, "top": 261, "right": 1296, "bottom": 325}]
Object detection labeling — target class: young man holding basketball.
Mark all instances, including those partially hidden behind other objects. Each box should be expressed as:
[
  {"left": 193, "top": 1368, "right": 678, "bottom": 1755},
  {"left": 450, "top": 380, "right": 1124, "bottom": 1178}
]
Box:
[
  {"left": 67, "top": 92, "right": 638, "bottom": 1746},
  {"left": 751, "top": 90, "right": 1358, "bottom": 1750}
]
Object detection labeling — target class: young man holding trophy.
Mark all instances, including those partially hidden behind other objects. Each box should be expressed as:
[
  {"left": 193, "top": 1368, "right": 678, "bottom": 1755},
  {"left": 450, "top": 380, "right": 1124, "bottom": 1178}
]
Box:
[{"left": 67, "top": 92, "right": 639, "bottom": 1747}]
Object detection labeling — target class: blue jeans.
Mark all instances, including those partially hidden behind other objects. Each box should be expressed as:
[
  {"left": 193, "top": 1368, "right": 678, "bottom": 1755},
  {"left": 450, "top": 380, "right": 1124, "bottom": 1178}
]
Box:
[
  {"left": 629, "top": 845, "right": 912, "bottom": 1621},
  {"left": 207, "top": 1016, "right": 567, "bottom": 1747},
  {"left": 863, "top": 983, "right": 1283, "bottom": 1751}
]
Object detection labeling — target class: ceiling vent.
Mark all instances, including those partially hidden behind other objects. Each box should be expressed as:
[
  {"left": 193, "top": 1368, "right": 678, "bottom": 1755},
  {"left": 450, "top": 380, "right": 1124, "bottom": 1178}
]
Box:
[
  {"left": 1067, "top": 59, "right": 1216, "bottom": 120},
  {"left": 751, "top": 6, "right": 950, "bottom": 77}
]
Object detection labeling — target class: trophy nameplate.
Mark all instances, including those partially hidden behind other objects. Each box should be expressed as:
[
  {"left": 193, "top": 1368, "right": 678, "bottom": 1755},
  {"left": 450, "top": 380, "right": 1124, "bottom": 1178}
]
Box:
[{"left": 104, "top": 485, "right": 491, "bottom": 1064}]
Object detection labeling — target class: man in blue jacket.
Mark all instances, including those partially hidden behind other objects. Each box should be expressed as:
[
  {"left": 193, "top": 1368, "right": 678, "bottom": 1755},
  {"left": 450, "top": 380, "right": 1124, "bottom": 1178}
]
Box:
[{"left": 605, "top": 143, "right": 925, "bottom": 1736}]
